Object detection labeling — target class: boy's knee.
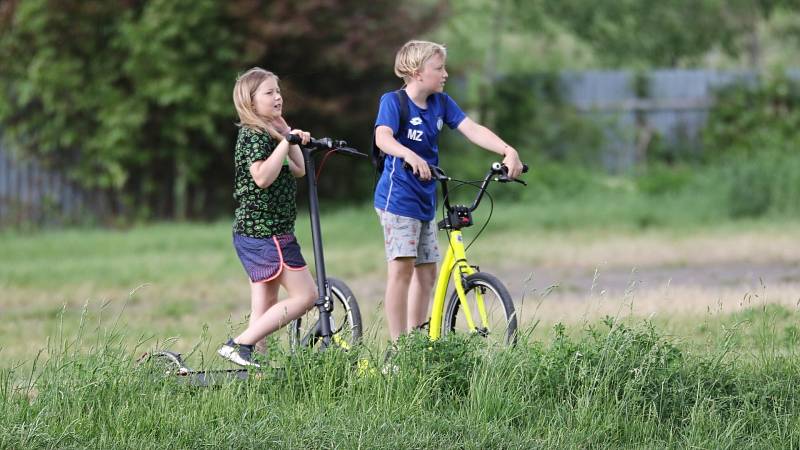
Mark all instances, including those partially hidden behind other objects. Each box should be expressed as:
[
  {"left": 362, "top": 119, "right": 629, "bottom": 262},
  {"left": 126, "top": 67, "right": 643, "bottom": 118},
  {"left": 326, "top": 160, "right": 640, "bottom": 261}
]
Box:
[{"left": 389, "top": 257, "right": 415, "bottom": 279}]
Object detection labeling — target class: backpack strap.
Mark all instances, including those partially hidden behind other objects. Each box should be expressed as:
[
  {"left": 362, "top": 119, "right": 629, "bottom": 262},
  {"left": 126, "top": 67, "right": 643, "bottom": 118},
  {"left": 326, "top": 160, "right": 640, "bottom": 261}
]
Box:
[
  {"left": 395, "top": 89, "right": 409, "bottom": 130},
  {"left": 372, "top": 89, "right": 409, "bottom": 174}
]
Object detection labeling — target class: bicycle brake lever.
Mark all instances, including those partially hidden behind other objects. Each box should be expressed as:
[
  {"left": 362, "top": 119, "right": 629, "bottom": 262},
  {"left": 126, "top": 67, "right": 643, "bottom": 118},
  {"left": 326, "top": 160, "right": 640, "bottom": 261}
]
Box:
[{"left": 496, "top": 175, "right": 527, "bottom": 186}]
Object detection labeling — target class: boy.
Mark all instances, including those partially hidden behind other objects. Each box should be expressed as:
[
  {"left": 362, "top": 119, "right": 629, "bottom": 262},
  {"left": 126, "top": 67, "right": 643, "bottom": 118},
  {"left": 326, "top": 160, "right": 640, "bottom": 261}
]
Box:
[{"left": 374, "top": 40, "right": 523, "bottom": 341}]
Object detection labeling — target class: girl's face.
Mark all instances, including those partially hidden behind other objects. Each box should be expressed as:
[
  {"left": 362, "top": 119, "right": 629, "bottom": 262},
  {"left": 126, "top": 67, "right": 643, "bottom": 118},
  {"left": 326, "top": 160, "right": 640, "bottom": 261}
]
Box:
[
  {"left": 415, "top": 53, "right": 448, "bottom": 93},
  {"left": 254, "top": 77, "right": 282, "bottom": 119}
]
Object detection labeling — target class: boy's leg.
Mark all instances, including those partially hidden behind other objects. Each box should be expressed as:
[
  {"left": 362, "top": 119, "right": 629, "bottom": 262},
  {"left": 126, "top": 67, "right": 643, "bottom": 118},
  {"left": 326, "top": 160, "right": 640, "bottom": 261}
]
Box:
[
  {"left": 235, "top": 268, "right": 317, "bottom": 345},
  {"left": 407, "top": 215, "right": 440, "bottom": 331},
  {"left": 408, "top": 262, "right": 436, "bottom": 330},
  {"left": 385, "top": 257, "right": 415, "bottom": 340}
]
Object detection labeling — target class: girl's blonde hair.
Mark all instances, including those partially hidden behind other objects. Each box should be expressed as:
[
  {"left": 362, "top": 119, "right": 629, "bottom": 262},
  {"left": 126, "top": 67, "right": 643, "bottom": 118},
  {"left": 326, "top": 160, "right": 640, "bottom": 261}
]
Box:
[
  {"left": 233, "top": 67, "right": 284, "bottom": 140},
  {"left": 394, "top": 40, "right": 447, "bottom": 82}
]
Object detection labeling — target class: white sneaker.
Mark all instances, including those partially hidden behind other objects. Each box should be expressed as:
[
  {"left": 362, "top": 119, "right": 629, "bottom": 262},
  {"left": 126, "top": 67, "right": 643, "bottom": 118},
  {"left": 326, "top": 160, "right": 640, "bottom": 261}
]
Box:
[{"left": 217, "top": 341, "right": 261, "bottom": 368}]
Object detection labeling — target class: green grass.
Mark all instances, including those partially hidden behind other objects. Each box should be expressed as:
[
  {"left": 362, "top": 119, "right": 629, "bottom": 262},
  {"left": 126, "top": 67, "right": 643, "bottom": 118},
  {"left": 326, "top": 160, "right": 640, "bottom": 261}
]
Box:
[
  {"left": 1, "top": 309, "right": 799, "bottom": 448},
  {"left": 1, "top": 202, "right": 797, "bottom": 364},
  {"left": 3, "top": 194, "right": 800, "bottom": 447}
]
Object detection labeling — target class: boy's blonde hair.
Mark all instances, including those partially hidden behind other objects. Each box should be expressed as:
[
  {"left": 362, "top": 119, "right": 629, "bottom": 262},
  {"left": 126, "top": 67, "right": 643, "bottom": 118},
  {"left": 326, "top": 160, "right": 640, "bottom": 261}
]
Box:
[
  {"left": 394, "top": 40, "right": 447, "bottom": 82},
  {"left": 233, "top": 67, "right": 284, "bottom": 140}
]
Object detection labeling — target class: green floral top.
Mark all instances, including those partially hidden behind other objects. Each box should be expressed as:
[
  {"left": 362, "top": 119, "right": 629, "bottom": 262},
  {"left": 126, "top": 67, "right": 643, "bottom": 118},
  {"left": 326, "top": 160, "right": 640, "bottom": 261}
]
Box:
[{"left": 233, "top": 127, "right": 297, "bottom": 238}]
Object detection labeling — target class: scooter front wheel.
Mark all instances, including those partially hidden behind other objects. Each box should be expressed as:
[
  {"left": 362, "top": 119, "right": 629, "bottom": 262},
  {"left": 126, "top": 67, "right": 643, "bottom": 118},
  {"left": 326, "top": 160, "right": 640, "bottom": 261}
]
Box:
[{"left": 288, "top": 277, "right": 362, "bottom": 351}]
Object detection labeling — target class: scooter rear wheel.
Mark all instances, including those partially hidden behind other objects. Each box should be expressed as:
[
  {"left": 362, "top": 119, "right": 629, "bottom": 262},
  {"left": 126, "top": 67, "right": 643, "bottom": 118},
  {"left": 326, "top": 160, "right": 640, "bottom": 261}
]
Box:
[{"left": 288, "top": 277, "right": 362, "bottom": 350}]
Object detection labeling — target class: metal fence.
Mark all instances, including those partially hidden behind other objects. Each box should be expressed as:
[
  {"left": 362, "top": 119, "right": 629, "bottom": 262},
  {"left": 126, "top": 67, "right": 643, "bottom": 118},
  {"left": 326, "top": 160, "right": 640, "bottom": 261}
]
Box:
[
  {"left": 560, "top": 69, "right": 766, "bottom": 170},
  {"left": 0, "top": 138, "right": 96, "bottom": 228}
]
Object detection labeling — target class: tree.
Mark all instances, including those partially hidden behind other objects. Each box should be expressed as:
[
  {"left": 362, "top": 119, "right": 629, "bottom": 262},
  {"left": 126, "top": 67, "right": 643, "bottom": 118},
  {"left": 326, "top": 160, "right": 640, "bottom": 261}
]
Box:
[
  {"left": 0, "top": 0, "right": 446, "bottom": 220},
  {"left": 537, "top": 0, "right": 794, "bottom": 69}
]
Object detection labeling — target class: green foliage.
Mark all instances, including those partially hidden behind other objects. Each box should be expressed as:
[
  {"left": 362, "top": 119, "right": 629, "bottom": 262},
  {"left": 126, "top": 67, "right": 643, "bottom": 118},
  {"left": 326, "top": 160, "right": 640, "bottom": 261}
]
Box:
[
  {"left": 700, "top": 75, "right": 800, "bottom": 218},
  {"left": 392, "top": 332, "right": 483, "bottom": 401},
  {"left": 535, "top": 0, "right": 792, "bottom": 68},
  {"left": 720, "top": 152, "right": 800, "bottom": 218},
  {"left": 0, "top": 0, "right": 446, "bottom": 220},
  {"left": 703, "top": 73, "right": 800, "bottom": 160},
  {"left": 635, "top": 164, "right": 695, "bottom": 196},
  {"left": 491, "top": 73, "right": 605, "bottom": 165},
  {"left": 3, "top": 312, "right": 800, "bottom": 447},
  {"left": 0, "top": 0, "right": 240, "bottom": 219}
]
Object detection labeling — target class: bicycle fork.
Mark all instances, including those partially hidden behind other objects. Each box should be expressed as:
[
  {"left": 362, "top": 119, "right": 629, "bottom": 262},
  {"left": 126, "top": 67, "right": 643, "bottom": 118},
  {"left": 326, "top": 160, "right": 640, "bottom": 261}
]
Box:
[{"left": 429, "top": 230, "right": 488, "bottom": 340}]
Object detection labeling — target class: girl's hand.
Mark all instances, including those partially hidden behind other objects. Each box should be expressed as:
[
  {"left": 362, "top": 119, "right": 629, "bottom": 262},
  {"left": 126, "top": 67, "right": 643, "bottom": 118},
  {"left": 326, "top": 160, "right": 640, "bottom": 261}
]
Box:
[
  {"left": 404, "top": 152, "right": 431, "bottom": 181},
  {"left": 288, "top": 129, "right": 311, "bottom": 146},
  {"left": 270, "top": 116, "right": 291, "bottom": 135},
  {"left": 502, "top": 147, "right": 523, "bottom": 179}
]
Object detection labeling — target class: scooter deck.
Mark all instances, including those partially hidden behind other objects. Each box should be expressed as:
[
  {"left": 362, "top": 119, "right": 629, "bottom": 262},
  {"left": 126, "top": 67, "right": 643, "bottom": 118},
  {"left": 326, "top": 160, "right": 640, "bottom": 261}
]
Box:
[{"left": 139, "top": 351, "right": 284, "bottom": 387}]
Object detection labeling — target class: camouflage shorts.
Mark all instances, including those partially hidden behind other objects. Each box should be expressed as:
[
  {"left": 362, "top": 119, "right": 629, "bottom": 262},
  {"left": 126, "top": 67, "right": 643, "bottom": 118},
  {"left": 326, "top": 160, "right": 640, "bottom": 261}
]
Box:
[{"left": 375, "top": 208, "right": 440, "bottom": 265}]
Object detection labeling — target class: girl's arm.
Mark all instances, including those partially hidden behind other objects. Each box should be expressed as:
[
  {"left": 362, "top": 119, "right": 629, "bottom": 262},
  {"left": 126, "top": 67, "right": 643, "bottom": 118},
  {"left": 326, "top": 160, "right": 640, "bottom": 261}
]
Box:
[
  {"left": 250, "top": 130, "right": 310, "bottom": 186},
  {"left": 286, "top": 143, "right": 305, "bottom": 177},
  {"left": 249, "top": 139, "right": 292, "bottom": 188},
  {"left": 273, "top": 117, "right": 306, "bottom": 177},
  {"left": 457, "top": 117, "right": 524, "bottom": 178}
]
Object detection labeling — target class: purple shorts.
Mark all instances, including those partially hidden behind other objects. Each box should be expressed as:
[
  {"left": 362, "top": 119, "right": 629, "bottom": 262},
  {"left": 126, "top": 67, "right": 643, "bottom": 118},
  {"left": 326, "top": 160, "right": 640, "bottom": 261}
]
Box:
[{"left": 233, "top": 233, "right": 307, "bottom": 283}]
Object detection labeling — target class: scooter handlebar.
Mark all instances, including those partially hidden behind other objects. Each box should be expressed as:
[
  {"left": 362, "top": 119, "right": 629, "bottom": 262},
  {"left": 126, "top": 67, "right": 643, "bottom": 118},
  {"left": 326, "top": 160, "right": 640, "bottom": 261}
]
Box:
[{"left": 284, "top": 133, "right": 367, "bottom": 157}]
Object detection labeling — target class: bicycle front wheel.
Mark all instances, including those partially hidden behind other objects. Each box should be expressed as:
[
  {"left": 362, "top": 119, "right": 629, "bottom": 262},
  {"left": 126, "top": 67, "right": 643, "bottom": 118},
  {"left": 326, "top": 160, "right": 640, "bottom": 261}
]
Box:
[
  {"left": 442, "top": 272, "right": 517, "bottom": 346},
  {"left": 289, "top": 277, "right": 362, "bottom": 351}
]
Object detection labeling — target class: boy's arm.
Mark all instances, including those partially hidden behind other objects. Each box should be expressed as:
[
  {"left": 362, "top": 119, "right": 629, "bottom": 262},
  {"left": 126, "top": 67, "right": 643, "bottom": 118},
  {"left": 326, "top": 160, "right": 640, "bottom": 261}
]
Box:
[
  {"left": 375, "top": 125, "right": 432, "bottom": 180},
  {"left": 457, "top": 117, "right": 524, "bottom": 178}
]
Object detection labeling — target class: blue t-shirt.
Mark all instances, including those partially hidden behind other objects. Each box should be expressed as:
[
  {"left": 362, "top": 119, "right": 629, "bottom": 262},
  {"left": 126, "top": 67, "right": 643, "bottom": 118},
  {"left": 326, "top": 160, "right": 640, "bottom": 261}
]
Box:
[{"left": 373, "top": 90, "right": 467, "bottom": 221}]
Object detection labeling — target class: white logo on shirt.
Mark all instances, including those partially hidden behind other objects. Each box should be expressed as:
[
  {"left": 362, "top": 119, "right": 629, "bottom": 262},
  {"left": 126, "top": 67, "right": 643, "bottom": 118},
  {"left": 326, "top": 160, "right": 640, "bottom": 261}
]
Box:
[
  {"left": 437, "top": 117, "right": 443, "bottom": 130},
  {"left": 407, "top": 129, "right": 424, "bottom": 141},
  {"left": 409, "top": 117, "right": 422, "bottom": 125}
]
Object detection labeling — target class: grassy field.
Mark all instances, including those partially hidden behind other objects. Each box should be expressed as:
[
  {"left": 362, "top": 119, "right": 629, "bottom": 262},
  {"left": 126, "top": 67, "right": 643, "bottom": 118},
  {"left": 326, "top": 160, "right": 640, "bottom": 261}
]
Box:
[{"left": 2, "top": 202, "right": 800, "bottom": 447}]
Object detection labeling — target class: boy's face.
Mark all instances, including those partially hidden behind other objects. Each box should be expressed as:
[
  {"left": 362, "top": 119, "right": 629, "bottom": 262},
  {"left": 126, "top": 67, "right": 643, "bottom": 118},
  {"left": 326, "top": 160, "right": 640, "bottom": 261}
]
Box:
[
  {"left": 415, "top": 53, "right": 448, "bottom": 93},
  {"left": 254, "top": 77, "right": 282, "bottom": 119}
]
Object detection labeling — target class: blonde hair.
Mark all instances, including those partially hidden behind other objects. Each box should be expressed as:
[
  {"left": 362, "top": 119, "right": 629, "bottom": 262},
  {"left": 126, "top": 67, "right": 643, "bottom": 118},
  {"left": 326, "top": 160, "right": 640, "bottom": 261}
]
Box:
[
  {"left": 394, "top": 40, "right": 447, "bottom": 82},
  {"left": 232, "top": 67, "right": 284, "bottom": 140}
]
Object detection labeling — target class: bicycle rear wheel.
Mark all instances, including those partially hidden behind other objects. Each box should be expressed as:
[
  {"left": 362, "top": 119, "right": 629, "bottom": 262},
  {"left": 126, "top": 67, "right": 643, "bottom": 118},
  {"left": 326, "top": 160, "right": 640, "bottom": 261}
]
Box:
[
  {"left": 442, "top": 272, "right": 517, "bottom": 346},
  {"left": 289, "top": 277, "right": 362, "bottom": 350}
]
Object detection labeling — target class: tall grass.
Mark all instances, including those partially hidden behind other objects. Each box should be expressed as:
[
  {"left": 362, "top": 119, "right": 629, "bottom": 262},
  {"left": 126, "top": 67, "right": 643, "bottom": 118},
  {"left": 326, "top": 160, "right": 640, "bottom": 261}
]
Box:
[
  {"left": 3, "top": 155, "right": 800, "bottom": 447},
  {"left": 1, "top": 306, "right": 798, "bottom": 448}
]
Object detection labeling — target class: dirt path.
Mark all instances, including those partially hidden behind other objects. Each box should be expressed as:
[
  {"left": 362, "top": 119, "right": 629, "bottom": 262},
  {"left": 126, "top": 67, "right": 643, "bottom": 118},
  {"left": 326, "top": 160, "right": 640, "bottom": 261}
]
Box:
[{"left": 346, "top": 228, "right": 800, "bottom": 327}]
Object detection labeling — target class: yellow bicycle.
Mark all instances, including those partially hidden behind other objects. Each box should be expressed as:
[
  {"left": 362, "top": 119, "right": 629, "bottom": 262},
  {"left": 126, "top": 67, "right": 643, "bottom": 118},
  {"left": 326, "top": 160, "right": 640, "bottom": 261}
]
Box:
[{"left": 422, "top": 161, "right": 528, "bottom": 346}]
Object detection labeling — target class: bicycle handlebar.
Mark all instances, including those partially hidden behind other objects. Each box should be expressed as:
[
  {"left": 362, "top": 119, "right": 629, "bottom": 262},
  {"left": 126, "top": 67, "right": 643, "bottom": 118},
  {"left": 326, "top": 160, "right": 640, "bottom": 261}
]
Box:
[
  {"left": 403, "top": 162, "right": 528, "bottom": 181},
  {"left": 403, "top": 161, "right": 528, "bottom": 214}
]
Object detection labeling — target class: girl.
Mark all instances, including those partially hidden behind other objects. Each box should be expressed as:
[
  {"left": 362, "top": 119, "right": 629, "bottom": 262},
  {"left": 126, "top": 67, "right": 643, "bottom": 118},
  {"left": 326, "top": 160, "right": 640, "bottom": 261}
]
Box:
[{"left": 218, "top": 67, "right": 317, "bottom": 367}]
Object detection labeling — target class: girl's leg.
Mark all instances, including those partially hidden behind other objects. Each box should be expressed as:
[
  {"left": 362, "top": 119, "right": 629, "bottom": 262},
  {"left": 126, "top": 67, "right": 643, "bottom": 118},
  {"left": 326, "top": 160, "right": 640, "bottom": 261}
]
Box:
[
  {"left": 385, "top": 257, "right": 415, "bottom": 341},
  {"left": 235, "top": 268, "right": 317, "bottom": 345},
  {"left": 249, "top": 280, "right": 279, "bottom": 354},
  {"left": 407, "top": 262, "right": 437, "bottom": 331}
]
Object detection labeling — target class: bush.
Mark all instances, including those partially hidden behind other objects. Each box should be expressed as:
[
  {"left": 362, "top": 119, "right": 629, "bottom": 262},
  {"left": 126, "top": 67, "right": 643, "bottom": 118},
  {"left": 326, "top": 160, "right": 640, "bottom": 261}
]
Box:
[
  {"left": 703, "top": 73, "right": 800, "bottom": 162},
  {"left": 491, "top": 73, "right": 606, "bottom": 166}
]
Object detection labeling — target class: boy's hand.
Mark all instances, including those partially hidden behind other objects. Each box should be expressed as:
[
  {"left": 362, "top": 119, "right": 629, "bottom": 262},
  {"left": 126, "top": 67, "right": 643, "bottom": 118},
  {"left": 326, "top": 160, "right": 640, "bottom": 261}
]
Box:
[
  {"left": 404, "top": 152, "right": 431, "bottom": 181},
  {"left": 502, "top": 147, "right": 523, "bottom": 179}
]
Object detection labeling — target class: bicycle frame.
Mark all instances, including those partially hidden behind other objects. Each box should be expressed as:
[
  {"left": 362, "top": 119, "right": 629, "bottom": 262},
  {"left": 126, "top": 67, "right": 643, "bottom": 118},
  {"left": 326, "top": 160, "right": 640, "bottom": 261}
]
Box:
[
  {"left": 426, "top": 162, "right": 526, "bottom": 341},
  {"left": 429, "top": 229, "right": 483, "bottom": 340}
]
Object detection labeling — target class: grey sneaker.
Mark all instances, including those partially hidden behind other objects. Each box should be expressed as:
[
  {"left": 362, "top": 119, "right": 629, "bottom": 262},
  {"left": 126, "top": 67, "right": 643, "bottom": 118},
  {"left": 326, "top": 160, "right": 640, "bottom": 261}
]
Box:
[{"left": 217, "top": 339, "right": 261, "bottom": 368}]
